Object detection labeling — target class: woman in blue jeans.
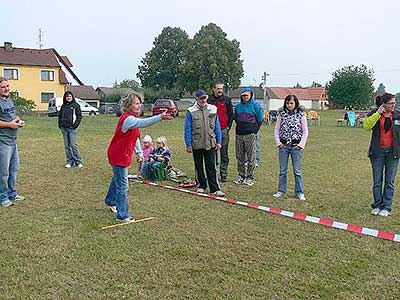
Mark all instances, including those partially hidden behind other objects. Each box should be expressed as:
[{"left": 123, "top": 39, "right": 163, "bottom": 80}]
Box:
[
  {"left": 105, "top": 92, "right": 173, "bottom": 222},
  {"left": 364, "top": 93, "right": 399, "bottom": 217},
  {"left": 273, "top": 95, "right": 309, "bottom": 200},
  {"left": 58, "top": 91, "right": 83, "bottom": 168}
]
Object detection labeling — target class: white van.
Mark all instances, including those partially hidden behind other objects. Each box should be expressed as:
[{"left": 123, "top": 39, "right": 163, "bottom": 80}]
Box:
[{"left": 48, "top": 97, "right": 99, "bottom": 116}]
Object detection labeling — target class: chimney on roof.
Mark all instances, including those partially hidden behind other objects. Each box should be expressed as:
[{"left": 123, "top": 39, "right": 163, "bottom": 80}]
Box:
[{"left": 4, "top": 42, "right": 13, "bottom": 52}]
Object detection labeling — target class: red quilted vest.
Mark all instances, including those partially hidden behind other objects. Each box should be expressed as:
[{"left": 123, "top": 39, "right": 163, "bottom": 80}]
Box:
[{"left": 107, "top": 113, "right": 140, "bottom": 167}]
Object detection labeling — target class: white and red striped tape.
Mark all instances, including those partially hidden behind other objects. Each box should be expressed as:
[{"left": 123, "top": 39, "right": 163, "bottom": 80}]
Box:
[{"left": 131, "top": 180, "right": 400, "bottom": 243}]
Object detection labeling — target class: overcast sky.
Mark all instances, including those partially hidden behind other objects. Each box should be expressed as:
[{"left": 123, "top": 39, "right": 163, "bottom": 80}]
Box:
[{"left": 3, "top": 0, "right": 400, "bottom": 92}]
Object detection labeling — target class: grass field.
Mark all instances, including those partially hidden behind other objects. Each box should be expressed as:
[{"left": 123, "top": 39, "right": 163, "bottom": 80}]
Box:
[{"left": 1, "top": 110, "right": 400, "bottom": 300}]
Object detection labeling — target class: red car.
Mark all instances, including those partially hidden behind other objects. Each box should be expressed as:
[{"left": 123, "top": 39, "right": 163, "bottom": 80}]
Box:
[{"left": 152, "top": 98, "right": 179, "bottom": 117}]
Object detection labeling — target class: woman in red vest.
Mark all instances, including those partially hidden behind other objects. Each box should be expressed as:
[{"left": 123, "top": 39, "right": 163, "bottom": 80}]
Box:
[{"left": 105, "top": 92, "right": 173, "bottom": 222}]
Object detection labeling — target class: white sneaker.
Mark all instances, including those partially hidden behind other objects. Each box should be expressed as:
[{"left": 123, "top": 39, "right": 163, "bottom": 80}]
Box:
[
  {"left": 234, "top": 176, "right": 245, "bottom": 185},
  {"left": 244, "top": 178, "right": 255, "bottom": 186},
  {"left": 378, "top": 209, "right": 391, "bottom": 217},
  {"left": 14, "top": 195, "right": 25, "bottom": 201},
  {"left": 297, "top": 194, "right": 306, "bottom": 201},
  {"left": 273, "top": 191, "right": 285, "bottom": 198},
  {"left": 1, "top": 200, "right": 14, "bottom": 207},
  {"left": 211, "top": 190, "right": 225, "bottom": 197},
  {"left": 196, "top": 188, "right": 205, "bottom": 193},
  {"left": 107, "top": 205, "right": 117, "bottom": 213},
  {"left": 77, "top": 163, "right": 84, "bottom": 168},
  {"left": 371, "top": 208, "right": 380, "bottom": 216},
  {"left": 116, "top": 216, "right": 135, "bottom": 222},
  {"left": 65, "top": 163, "right": 72, "bottom": 169}
]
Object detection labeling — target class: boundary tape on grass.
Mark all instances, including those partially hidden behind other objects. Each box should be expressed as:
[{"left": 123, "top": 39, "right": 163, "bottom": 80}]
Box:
[{"left": 131, "top": 180, "right": 400, "bottom": 243}]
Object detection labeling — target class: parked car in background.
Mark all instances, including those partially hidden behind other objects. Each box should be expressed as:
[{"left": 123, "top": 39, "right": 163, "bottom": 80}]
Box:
[
  {"left": 48, "top": 97, "right": 98, "bottom": 116},
  {"left": 115, "top": 98, "right": 144, "bottom": 117},
  {"left": 152, "top": 98, "right": 179, "bottom": 117}
]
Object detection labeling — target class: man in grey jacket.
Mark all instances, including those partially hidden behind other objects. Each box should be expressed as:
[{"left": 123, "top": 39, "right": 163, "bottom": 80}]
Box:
[
  {"left": 184, "top": 90, "right": 225, "bottom": 196},
  {"left": 0, "top": 77, "right": 25, "bottom": 207}
]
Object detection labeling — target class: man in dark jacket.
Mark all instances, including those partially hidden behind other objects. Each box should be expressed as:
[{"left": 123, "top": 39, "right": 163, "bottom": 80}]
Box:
[
  {"left": 207, "top": 82, "right": 233, "bottom": 182},
  {"left": 58, "top": 91, "right": 83, "bottom": 168}
]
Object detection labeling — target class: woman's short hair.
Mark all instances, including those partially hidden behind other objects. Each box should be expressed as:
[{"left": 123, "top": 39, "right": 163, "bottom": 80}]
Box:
[
  {"left": 0, "top": 76, "right": 8, "bottom": 83},
  {"left": 375, "top": 93, "right": 395, "bottom": 106},
  {"left": 283, "top": 94, "right": 300, "bottom": 111},
  {"left": 122, "top": 91, "right": 143, "bottom": 113}
]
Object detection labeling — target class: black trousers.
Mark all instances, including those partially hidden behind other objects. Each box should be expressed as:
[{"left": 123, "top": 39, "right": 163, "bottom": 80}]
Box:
[{"left": 193, "top": 148, "right": 220, "bottom": 193}]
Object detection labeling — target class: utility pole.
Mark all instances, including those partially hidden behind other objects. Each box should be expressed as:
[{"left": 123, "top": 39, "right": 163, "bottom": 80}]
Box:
[
  {"left": 261, "top": 71, "right": 269, "bottom": 110},
  {"left": 37, "top": 28, "right": 44, "bottom": 49}
]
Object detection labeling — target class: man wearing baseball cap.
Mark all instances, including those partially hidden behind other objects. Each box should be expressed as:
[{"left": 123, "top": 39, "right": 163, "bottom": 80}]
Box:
[{"left": 184, "top": 89, "right": 225, "bottom": 196}]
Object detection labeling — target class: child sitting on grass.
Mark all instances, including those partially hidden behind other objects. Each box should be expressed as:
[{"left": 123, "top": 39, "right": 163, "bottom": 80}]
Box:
[
  {"left": 142, "top": 136, "right": 171, "bottom": 181},
  {"left": 139, "top": 135, "right": 154, "bottom": 176}
]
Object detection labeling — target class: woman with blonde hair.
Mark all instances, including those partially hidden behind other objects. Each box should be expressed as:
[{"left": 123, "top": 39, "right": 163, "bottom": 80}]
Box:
[{"left": 105, "top": 92, "right": 173, "bottom": 222}]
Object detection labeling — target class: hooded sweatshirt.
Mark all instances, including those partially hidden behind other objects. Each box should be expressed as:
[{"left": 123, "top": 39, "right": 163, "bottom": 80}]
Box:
[
  {"left": 58, "top": 97, "right": 82, "bottom": 129},
  {"left": 234, "top": 87, "right": 264, "bottom": 135}
]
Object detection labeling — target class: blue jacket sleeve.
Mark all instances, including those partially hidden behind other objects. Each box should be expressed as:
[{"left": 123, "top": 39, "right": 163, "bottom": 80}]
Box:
[
  {"left": 122, "top": 115, "right": 161, "bottom": 132},
  {"left": 184, "top": 112, "right": 192, "bottom": 147},
  {"left": 215, "top": 115, "right": 222, "bottom": 144}
]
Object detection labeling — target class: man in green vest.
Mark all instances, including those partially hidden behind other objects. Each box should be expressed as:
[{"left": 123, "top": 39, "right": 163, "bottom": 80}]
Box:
[{"left": 184, "top": 90, "right": 225, "bottom": 196}]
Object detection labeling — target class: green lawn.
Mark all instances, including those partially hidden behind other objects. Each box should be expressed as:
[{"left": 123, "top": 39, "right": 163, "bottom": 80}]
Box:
[{"left": 1, "top": 111, "right": 400, "bottom": 300}]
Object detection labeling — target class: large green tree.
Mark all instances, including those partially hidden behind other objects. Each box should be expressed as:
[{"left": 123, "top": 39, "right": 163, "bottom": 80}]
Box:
[
  {"left": 327, "top": 65, "right": 375, "bottom": 109},
  {"left": 114, "top": 79, "right": 142, "bottom": 92},
  {"left": 374, "top": 83, "right": 386, "bottom": 98},
  {"left": 137, "top": 27, "right": 189, "bottom": 90},
  {"left": 178, "top": 23, "right": 244, "bottom": 93}
]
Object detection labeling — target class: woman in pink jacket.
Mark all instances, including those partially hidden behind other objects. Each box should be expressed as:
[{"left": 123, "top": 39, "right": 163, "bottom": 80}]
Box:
[{"left": 273, "top": 94, "right": 309, "bottom": 201}]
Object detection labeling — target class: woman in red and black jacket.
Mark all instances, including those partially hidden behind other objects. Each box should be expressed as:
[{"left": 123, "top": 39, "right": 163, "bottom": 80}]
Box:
[{"left": 364, "top": 93, "right": 400, "bottom": 217}]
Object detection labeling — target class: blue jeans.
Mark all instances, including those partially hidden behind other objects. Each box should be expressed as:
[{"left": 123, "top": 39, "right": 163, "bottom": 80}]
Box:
[
  {"left": 61, "top": 128, "right": 82, "bottom": 165},
  {"left": 278, "top": 146, "right": 304, "bottom": 195},
  {"left": 370, "top": 148, "right": 399, "bottom": 212},
  {"left": 104, "top": 166, "right": 130, "bottom": 220},
  {"left": 0, "top": 143, "right": 20, "bottom": 204}
]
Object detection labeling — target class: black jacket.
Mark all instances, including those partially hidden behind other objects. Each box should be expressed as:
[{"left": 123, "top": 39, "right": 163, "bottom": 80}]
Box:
[
  {"left": 207, "top": 94, "right": 234, "bottom": 129},
  {"left": 367, "top": 109, "right": 400, "bottom": 159},
  {"left": 58, "top": 101, "right": 82, "bottom": 129}
]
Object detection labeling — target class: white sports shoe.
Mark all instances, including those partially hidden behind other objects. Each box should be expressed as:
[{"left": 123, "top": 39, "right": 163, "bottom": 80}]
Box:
[
  {"left": 196, "top": 188, "right": 205, "bottom": 193},
  {"left": 273, "top": 191, "right": 285, "bottom": 198},
  {"left": 14, "top": 195, "right": 25, "bottom": 201},
  {"left": 65, "top": 163, "right": 72, "bottom": 168},
  {"left": 378, "top": 209, "right": 391, "bottom": 217},
  {"left": 211, "top": 190, "right": 226, "bottom": 197},
  {"left": 77, "top": 163, "right": 84, "bottom": 168},
  {"left": 297, "top": 194, "right": 306, "bottom": 201},
  {"left": 371, "top": 208, "right": 380, "bottom": 216},
  {"left": 107, "top": 205, "right": 117, "bottom": 213}
]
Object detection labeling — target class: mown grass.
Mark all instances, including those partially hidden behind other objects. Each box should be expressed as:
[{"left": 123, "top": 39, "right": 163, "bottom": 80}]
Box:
[{"left": 0, "top": 111, "right": 399, "bottom": 300}]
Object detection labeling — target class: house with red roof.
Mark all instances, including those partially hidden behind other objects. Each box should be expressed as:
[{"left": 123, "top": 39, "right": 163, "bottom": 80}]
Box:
[
  {"left": 268, "top": 87, "right": 328, "bottom": 110},
  {"left": 0, "top": 41, "right": 84, "bottom": 111}
]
